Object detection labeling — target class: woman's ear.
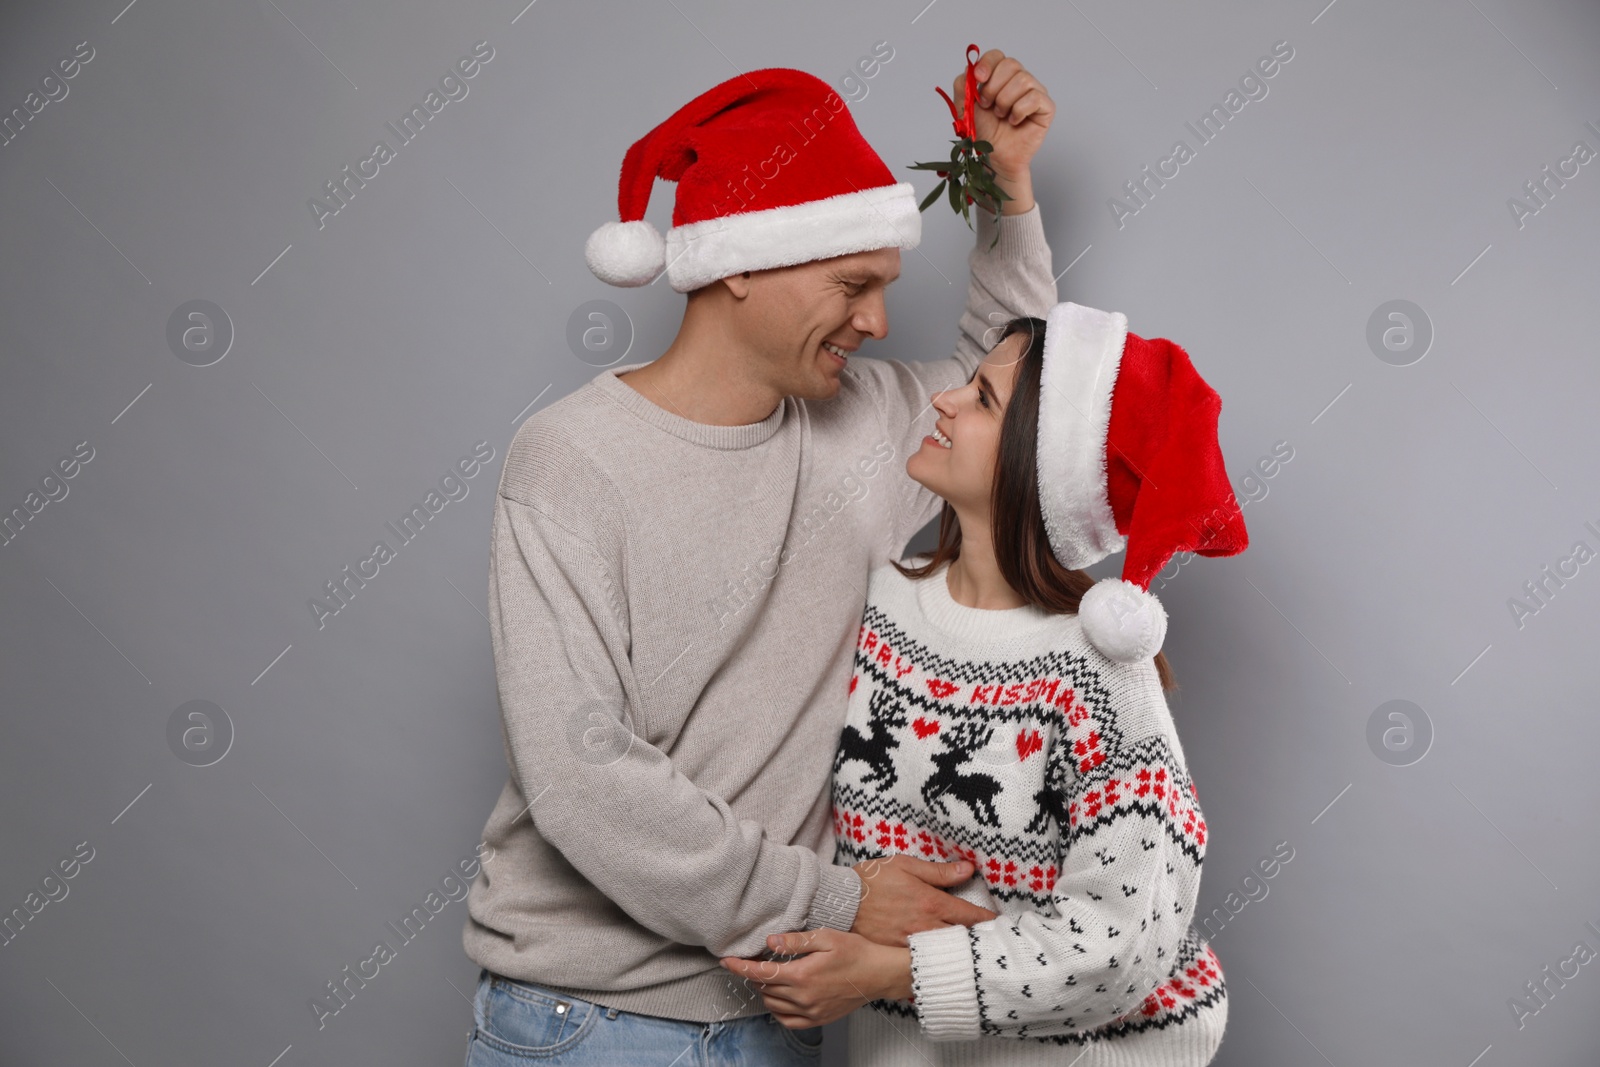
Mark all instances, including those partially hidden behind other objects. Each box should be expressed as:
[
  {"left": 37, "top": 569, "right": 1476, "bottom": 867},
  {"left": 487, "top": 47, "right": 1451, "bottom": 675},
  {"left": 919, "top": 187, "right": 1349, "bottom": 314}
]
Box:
[{"left": 720, "top": 271, "right": 753, "bottom": 299}]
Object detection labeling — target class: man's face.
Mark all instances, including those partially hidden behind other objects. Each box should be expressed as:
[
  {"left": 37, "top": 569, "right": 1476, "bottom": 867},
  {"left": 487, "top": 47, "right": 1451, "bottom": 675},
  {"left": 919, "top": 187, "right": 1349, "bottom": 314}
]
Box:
[{"left": 726, "top": 246, "right": 901, "bottom": 401}]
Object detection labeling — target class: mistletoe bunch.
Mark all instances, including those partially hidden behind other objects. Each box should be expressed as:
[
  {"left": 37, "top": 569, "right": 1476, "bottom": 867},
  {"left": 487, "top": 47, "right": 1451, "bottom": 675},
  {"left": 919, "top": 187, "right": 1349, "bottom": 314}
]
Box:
[{"left": 908, "top": 44, "right": 1011, "bottom": 248}]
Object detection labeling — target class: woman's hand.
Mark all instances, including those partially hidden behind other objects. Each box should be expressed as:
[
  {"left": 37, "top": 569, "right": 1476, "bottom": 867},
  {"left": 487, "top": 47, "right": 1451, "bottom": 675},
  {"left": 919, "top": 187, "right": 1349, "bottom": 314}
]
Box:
[
  {"left": 718, "top": 928, "right": 913, "bottom": 1029},
  {"left": 953, "top": 49, "right": 1055, "bottom": 214}
]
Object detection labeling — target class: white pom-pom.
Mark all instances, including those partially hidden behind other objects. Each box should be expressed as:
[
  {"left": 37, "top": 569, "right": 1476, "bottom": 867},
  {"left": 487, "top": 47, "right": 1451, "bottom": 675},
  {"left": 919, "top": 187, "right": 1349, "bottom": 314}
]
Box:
[
  {"left": 1079, "top": 578, "right": 1168, "bottom": 664},
  {"left": 585, "top": 220, "right": 665, "bottom": 287}
]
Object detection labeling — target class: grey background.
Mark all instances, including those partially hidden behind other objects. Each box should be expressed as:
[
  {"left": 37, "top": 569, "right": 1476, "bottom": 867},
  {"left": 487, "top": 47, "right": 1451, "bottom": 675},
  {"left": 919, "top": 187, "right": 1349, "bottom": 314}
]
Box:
[{"left": 2, "top": 0, "right": 1597, "bottom": 1064}]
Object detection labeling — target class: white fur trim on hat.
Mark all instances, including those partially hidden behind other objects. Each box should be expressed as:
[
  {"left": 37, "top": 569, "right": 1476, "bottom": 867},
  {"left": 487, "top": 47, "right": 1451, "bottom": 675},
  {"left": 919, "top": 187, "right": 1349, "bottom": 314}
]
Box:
[
  {"left": 1036, "top": 302, "right": 1129, "bottom": 569},
  {"left": 586, "top": 219, "right": 668, "bottom": 287},
  {"left": 662, "top": 182, "right": 921, "bottom": 293},
  {"left": 1079, "top": 578, "right": 1167, "bottom": 663}
]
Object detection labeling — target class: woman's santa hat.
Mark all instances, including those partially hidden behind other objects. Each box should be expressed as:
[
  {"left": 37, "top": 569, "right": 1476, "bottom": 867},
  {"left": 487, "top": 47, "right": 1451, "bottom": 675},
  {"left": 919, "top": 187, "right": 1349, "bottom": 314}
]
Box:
[
  {"left": 1036, "top": 302, "right": 1249, "bottom": 664},
  {"left": 585, "top": 68, "right": 922, "bottom": 292}
]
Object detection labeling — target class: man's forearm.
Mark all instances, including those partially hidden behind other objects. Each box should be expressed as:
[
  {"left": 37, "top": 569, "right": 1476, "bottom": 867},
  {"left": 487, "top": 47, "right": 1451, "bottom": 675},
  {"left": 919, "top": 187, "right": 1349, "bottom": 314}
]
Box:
[{"left": 993, "top": 165, "right": 1035, "bottom": 215}]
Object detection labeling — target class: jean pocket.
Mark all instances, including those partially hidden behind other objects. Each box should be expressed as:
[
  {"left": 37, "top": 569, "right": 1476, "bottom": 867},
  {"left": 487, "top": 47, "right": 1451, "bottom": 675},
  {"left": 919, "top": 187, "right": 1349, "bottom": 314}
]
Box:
[
  {"left": 774, "top": 1017, "right": 824, "bottom": 1057},
  {"left": 475, "top": 976, "right": 596, "bottom": 1058}
]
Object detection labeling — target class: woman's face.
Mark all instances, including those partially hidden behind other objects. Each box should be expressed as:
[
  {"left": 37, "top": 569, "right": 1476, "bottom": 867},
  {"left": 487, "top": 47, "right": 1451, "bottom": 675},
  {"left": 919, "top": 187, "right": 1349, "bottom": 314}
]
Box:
[{"left": 906, "top": 331, "right": 1028, "bottom": 515}]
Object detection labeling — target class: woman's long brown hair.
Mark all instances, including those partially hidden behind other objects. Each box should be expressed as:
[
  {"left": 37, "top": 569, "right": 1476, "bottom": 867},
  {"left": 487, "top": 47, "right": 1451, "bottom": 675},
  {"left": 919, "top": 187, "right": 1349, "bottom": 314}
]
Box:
[{"left": 892, "top": 316, "right": 1177, "bottom": 693}]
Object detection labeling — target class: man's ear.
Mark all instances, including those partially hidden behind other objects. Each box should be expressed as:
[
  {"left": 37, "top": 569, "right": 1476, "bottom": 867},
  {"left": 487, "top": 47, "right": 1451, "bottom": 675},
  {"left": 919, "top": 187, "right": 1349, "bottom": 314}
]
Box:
[{"left": 720, "top": 270, "right": 753, "bottom": 299}]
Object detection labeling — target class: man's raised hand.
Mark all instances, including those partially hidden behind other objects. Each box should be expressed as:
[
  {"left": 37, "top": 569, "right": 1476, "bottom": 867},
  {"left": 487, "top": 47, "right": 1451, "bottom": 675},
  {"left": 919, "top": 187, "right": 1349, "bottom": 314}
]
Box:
[{"left": 952, "top": 49, "right": 1055, "bottom": 185}]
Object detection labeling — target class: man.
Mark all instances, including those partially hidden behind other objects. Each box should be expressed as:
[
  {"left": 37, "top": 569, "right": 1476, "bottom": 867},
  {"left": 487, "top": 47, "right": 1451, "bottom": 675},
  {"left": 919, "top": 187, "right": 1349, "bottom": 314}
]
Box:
[{"left": 461, "top": 48, "right": 1059, "bottom": 1064}]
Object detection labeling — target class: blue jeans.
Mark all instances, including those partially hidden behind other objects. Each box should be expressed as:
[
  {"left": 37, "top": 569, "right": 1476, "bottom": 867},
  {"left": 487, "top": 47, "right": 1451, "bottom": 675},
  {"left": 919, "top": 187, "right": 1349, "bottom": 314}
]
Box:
[{"left": 463, "top": 968, "right": 824, "bottom": 1065}]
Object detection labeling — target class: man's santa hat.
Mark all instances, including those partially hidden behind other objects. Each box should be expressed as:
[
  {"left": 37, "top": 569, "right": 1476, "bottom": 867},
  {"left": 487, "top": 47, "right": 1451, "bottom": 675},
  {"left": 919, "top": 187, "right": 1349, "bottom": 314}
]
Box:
[
  {"left": 1036, "top": 302, "right": 1249, "bottom": 664},
  {"left": 584, "top": 68, "right": 921, "bottom": 292}
]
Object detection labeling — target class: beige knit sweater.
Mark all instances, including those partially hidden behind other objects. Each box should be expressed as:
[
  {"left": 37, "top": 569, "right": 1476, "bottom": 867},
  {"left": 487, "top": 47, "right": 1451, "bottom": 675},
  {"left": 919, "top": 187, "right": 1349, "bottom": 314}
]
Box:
[{"left": 461, "top": 204, "right": 1058, "bottom": 1022}]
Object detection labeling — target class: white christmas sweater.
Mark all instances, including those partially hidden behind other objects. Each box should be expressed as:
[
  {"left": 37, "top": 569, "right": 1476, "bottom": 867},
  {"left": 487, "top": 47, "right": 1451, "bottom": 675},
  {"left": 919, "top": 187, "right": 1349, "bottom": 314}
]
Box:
[{"left": 832, "top": 560, "right": 1228, "bottom": 1066}]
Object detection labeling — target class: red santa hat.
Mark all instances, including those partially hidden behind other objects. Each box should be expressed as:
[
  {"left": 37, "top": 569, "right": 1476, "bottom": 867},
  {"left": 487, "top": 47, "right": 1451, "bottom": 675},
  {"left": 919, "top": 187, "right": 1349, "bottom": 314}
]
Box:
[
  {"left": 584, "top": 68, "right": 922, "bottom": 292},
  {"left": 1036, "top": 302, "right": 1249, "bottom": 663}
]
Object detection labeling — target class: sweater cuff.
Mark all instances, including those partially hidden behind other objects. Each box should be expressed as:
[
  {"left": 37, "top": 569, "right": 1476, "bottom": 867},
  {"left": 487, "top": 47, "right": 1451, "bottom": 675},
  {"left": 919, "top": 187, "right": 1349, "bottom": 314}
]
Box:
[
  {"left": 975, "top": 201, "right": 1049, "bottom": 263},
  {"left": 806, "top": 863, "right": 862, "bottom": 933},
  {"left": 908, "top": 923, "right": 983, "bottom": 1041}
]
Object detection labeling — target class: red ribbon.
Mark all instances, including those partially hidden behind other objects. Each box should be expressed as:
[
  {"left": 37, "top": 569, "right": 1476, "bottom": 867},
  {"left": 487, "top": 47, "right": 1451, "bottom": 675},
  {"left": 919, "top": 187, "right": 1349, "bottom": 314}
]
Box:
[{"left": 933, "top": 44, "right": 981, "bottom": 141}]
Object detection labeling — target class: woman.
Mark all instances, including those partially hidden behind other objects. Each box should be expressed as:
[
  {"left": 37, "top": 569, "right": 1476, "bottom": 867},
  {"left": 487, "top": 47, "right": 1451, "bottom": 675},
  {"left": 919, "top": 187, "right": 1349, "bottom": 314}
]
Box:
[{"left": 720, "top": 301, "right": 1248, "bottom": 1064}]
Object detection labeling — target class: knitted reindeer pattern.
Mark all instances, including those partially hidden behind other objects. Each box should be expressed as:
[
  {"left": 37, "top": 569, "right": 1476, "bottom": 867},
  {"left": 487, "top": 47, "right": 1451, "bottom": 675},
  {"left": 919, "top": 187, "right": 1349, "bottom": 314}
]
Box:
[{"left": 832, "top": 563, "right": 1227, "bottom": 1051}]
